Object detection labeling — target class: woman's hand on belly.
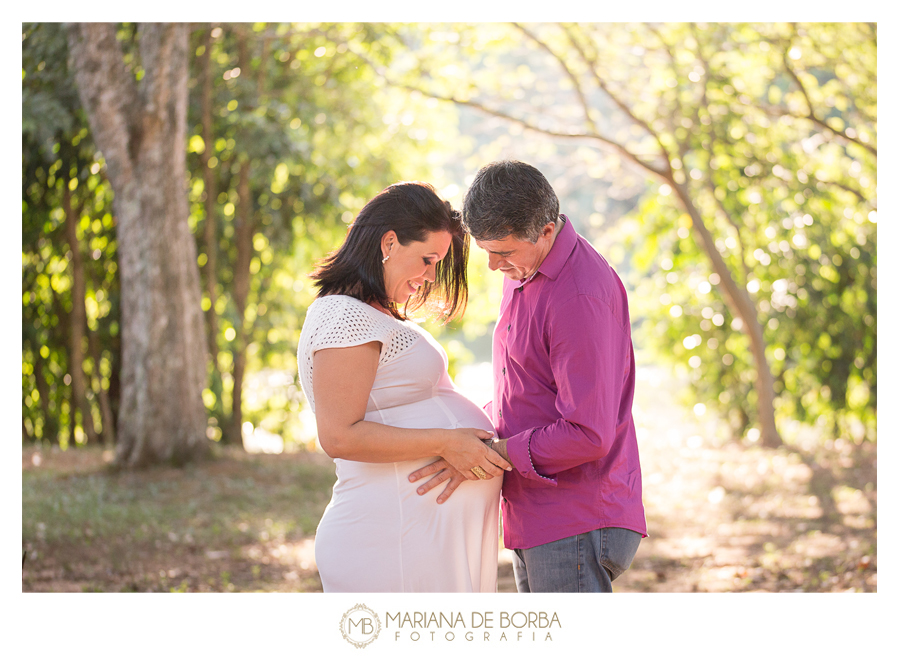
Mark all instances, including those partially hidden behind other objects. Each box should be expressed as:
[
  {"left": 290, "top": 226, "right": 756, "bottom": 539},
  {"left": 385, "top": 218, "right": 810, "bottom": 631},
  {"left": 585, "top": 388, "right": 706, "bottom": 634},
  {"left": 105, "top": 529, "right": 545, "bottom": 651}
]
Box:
[
  {"left": 439, "top": 428, "right": 512, "bottom": 481},
  {"left": 408, "top": 436, "right": 509, "bottom": 503}
]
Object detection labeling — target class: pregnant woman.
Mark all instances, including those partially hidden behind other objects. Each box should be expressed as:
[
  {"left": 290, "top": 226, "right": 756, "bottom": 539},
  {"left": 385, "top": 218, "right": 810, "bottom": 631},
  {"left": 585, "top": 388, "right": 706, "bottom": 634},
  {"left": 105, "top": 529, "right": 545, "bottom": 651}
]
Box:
[{"left": 297, "top": 181, "right": 511, "bottom": 592}]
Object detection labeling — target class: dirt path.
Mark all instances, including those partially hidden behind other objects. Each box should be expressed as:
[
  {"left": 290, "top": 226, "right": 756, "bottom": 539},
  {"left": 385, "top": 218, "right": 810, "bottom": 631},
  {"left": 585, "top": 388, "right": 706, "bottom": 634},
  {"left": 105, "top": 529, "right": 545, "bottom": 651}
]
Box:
[{"left": 613, "top": 365, "right": 876, "bottom": 592}]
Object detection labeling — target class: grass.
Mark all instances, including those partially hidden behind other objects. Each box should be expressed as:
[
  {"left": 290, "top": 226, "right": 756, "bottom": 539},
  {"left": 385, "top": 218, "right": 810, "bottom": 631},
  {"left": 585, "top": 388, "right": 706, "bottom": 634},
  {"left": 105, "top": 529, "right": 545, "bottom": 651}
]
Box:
[{"left": 22, "top": 446, "right": 336, "bottom": 592}]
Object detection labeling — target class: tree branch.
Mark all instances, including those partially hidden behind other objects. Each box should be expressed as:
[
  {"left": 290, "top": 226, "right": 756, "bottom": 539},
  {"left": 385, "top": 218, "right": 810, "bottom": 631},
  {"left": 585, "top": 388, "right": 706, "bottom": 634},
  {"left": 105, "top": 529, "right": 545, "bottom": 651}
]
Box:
[
  {"left": 687, "top": 22, "right": 709, "bottom": 145},
  {"left": 420, "top": 85, "right": 666, "bottom": 177},
  {"left": 781, "top": 49, "right": 815, "bottom": 115},
  {"left": 822, "top": 179, "right": 876, "bottom": 209},
  {"left": 707, "top": 183, "right": 752, "bottom": 286},
  {"left": 759, "top": 101, "right": 877, "bottom": 157},
  {"left": 138, "top": 24, "right": 190, "bottom": 138},
  {"left": 779, "top": 40, "right": 877, "bottom": 157},
  {"left": 512, "top": 23, "right": 598, "bottom": 134},
  {"left": 340, "top": 32, "right": 666, "bottom": 179},
  {"left": 561, "top": 23, "right": 674, "bottom": 179},
  {"left": 689, "top": 23, "right": 751, "bottom": 285},
  {"left": 645, "top": 22, "right": 686, "bottom": 157}
]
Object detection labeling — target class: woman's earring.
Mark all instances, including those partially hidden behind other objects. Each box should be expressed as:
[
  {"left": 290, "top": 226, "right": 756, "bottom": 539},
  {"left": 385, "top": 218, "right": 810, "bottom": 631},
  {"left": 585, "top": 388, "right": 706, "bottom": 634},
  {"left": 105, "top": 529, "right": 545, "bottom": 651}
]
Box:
[{"left": 382, "top": 244, "right": 391, "bottom": 263}]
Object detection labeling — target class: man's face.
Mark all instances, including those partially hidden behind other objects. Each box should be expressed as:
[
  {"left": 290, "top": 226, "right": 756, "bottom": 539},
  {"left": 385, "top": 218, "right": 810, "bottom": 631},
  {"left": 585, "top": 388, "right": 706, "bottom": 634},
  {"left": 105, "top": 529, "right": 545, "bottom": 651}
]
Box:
[{"left": 474, "top": 222, "right": 557, "bottom": 281}]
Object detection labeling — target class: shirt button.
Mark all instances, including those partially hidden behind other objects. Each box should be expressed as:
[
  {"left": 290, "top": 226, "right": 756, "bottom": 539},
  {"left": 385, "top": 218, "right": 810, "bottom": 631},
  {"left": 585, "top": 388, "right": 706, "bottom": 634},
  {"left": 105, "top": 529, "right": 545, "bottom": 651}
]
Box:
[
  {"left": 507, "top": 324, "right": 511, "bottom": 331},
  {"left": 498, "top": 410, "right": 502, "bottom": 418},
  {"left": 502, "top": 367, "right": 506, "bottom": 376}
]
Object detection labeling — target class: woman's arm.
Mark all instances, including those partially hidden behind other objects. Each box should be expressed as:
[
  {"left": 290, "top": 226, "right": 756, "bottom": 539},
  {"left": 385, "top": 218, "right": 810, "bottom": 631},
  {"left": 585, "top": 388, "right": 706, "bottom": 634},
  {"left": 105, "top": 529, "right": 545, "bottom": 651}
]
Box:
[{"left": 312, "top": 342, "right": 511, "bottom": 479}]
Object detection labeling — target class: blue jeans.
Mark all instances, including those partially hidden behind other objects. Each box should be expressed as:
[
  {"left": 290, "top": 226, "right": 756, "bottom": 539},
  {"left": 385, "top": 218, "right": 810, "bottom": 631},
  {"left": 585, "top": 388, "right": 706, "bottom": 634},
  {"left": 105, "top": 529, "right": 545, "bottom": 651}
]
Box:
[{"left": 511, "top": 527, "right": 642, "bottom": 593}]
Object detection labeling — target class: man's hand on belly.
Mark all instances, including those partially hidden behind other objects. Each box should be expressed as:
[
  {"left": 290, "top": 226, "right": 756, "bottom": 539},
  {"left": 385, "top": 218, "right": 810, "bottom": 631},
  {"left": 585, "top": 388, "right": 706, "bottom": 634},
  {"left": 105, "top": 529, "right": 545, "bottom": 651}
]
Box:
[{"left": 408, "top": 458, "right": 469, "bottom": 504}]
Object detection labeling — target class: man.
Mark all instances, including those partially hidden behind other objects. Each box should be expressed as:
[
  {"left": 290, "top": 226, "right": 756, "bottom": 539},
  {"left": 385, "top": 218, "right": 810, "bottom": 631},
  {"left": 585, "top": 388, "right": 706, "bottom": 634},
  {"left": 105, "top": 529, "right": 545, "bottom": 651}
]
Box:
[{"left": 411, "top": 160, "right": 646, "bottom": 592}]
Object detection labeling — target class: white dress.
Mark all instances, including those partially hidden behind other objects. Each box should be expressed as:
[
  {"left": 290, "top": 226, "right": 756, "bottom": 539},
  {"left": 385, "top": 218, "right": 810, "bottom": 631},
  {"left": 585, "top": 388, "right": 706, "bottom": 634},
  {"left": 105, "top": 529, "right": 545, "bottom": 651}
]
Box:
[{"left": 297, "top": 295, "right": 501, "bottom": 592}]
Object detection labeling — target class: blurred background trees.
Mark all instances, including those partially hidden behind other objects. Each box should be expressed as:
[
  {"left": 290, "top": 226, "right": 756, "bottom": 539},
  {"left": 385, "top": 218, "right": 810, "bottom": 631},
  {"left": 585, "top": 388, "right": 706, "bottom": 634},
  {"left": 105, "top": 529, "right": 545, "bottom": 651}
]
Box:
[
  {"left": 23, "top": 22, "right": 119, "bottom": 450},
  {"left": 378, "top": 22, "right": 876, "bottom": 446},
  {"left": 67, "top": 23, "right": 209, "bottom": 467},
  {"left": 22, "top": 22, "right": 459, "bottom": 462},
  {"left": 21, "top": 22, "right": 876, "bottom": 466}
]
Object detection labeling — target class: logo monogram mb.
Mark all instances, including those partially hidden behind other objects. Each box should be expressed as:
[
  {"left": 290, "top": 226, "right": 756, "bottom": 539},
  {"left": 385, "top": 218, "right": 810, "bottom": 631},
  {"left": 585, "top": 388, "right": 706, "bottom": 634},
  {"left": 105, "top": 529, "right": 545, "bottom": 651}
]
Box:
[{"left": 340, "top": 604, "right": 381, "bottom": 648}]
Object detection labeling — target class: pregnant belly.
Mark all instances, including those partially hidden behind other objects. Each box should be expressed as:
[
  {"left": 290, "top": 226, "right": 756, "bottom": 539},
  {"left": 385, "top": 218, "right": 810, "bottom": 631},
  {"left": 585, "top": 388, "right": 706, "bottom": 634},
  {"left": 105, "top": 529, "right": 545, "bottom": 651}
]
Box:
[
  {"left": 317, "top": 390, "right": 499, "bottom": 547},
  {"left": 329, "top": 455, "right": 501, "bottom": 516},
  {"left": 316, "top": 457, "right": 501, "bottom": 565},
  {"left": 370, "top": 390, "right": 494, "bottom": 433}
]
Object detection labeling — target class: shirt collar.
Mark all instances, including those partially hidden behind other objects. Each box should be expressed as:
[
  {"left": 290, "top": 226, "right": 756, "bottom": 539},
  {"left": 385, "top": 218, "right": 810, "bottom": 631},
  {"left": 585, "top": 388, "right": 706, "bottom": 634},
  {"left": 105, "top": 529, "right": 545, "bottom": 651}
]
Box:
[{"left": 529, "top": 214, "right": 576, "bottom": 282}]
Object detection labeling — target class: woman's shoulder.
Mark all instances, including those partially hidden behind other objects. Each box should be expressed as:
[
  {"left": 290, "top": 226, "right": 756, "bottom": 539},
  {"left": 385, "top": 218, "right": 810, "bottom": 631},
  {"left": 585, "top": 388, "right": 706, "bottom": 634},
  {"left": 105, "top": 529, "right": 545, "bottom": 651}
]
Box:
[
  {"left": 308, "top": 294, "right": 374, "bottom": 318},
  {"left": 304, "top": 294, "right": 398, "bottom": 341},
  {"left": 302, "top": 295, "right": 425, "bottom": 365},
  {"left": 312, "top": 294, "right": 408, "bottom": 323},
  {"left": 311, "top": 293, "right": 363, "bottom": 308}
]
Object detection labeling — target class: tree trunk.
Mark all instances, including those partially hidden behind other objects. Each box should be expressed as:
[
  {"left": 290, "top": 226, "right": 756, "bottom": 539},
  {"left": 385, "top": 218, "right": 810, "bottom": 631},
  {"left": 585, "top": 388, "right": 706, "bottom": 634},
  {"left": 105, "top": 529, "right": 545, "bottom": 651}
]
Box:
[
  {"left": 50, "top": 283, "right": 73, "bottom": 445},
  {"left": 199, "top": 25, "right": 219, "bottom": 372},
  {"left": 63, "top": 183, "right": 99, "bottom": 445},
  {"left": 225, "top": 28, "right": 255, "bottom": 448},
  {"left": 229, "top": 159, "right": 254, "bottom": 447},
  {"left": 671, "top": 181, "right": 782, "bottom": 448},
  {"left": 198, "top": 24, "right": 225, "bottom": 428},
  {"left": 68, "top": 23, "right": 208, "bottom": 467},
  {"left": 30, "top": 337, "right": 59, "bottom": 446},
  {"left": 87, "top": 326, "right": 117, "bottom": 447}
]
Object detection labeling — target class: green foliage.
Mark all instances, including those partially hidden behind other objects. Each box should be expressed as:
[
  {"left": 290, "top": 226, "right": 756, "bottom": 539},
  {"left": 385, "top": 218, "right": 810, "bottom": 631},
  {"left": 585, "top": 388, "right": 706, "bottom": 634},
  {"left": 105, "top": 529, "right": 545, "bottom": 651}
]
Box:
[
  {"left": 23, "top": 22, "right": 876, "bottom": 453},
  {"left": 393, "top": 22, "right": 876, "bottom": 443},
  {"left": 22, "top": 23, "right": 120, "bottom": 447},
  {"left": 184, "top": 23, "right": 462, "bottom": 447},
  {"left": 22, "top": 22, "right": 464, "bottom": 451},
  {"left": 615, "top": 23, "right": 876, "bottom": 441}
]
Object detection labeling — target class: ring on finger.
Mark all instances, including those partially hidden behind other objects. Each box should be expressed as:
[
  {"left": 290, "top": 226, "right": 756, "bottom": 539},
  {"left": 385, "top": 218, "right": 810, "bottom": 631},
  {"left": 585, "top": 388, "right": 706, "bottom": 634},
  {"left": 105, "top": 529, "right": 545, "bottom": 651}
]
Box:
[{"left": 470, "top": 466, "right": 489, "bottom": 480}]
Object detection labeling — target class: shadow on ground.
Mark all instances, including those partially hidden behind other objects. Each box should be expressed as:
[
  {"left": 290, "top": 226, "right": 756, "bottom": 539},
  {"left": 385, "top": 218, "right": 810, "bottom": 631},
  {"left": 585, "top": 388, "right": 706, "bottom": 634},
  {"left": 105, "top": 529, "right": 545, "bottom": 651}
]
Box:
[{"left": 613, "top": 365, "right": 876, "bottom": 593}]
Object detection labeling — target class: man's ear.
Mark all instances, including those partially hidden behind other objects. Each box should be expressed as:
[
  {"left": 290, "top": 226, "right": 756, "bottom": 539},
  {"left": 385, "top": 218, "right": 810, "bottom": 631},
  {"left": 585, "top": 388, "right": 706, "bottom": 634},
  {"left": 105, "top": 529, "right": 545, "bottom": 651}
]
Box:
[{"left": 541, "top": 221, "right": 556, "bottom": 239}]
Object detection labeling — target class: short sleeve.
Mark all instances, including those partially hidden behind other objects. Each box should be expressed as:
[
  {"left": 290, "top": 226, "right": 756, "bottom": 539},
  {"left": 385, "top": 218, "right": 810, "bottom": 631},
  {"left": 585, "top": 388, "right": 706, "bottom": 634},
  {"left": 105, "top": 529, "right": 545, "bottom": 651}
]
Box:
[
  {"left": 296, "top": 296, "right": 418, "bottom": 412},
  {"left": 306, "top": 296, "right": 394, "bottom": 355}
]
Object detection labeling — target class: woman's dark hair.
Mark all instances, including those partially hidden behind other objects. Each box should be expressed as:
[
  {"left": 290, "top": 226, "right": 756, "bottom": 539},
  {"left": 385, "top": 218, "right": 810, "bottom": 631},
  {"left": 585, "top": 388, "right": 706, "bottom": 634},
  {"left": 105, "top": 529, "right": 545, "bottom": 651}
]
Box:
[
  {"left": 310, "top": 181, "right": 468, "bottom": 322},
  {"left": 462, "top": 160, "right": 559, "bottom": 242}
]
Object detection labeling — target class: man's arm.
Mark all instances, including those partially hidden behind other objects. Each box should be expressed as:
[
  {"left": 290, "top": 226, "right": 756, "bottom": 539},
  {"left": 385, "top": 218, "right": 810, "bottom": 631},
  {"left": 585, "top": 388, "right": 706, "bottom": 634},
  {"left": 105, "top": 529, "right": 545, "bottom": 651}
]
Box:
[{"left": 505, "top": 293, "right": 631, "bottom": 481}]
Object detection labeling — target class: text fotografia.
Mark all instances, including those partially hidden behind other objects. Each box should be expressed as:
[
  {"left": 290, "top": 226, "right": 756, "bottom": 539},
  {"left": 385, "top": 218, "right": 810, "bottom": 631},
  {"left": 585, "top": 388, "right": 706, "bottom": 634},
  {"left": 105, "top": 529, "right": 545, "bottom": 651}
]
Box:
[{"left": 386, "top": 611, "right": 561, "bottom": 642}]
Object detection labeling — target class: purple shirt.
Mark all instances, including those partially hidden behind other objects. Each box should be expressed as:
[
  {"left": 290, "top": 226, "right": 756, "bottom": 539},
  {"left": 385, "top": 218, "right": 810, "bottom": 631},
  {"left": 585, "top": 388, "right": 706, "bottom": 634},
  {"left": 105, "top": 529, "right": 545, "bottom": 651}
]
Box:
[{"left": 487, "top": 217, "right": 647, "bottom": 549}]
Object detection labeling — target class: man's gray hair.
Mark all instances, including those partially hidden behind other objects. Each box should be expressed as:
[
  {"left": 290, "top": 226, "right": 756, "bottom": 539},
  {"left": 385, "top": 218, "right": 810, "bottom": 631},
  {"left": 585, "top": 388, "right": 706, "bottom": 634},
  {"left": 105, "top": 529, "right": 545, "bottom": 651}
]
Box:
[{"left": 462, "top": 160, "right": 560, "bottom": 243}]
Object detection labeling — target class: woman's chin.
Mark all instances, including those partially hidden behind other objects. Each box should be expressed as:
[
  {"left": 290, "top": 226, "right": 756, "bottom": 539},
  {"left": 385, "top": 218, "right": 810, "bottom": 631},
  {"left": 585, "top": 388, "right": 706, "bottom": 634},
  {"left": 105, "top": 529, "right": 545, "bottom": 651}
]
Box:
[{"left": 391, "top": 293, "right": 413, "bottom": 306}]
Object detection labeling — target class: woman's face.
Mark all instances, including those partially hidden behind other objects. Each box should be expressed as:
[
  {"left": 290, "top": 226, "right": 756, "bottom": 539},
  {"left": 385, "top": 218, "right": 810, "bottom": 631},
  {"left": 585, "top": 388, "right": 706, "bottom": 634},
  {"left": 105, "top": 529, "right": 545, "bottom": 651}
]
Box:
[{"left": 381, "top": 230, "right": 453, "bottom": 305}]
